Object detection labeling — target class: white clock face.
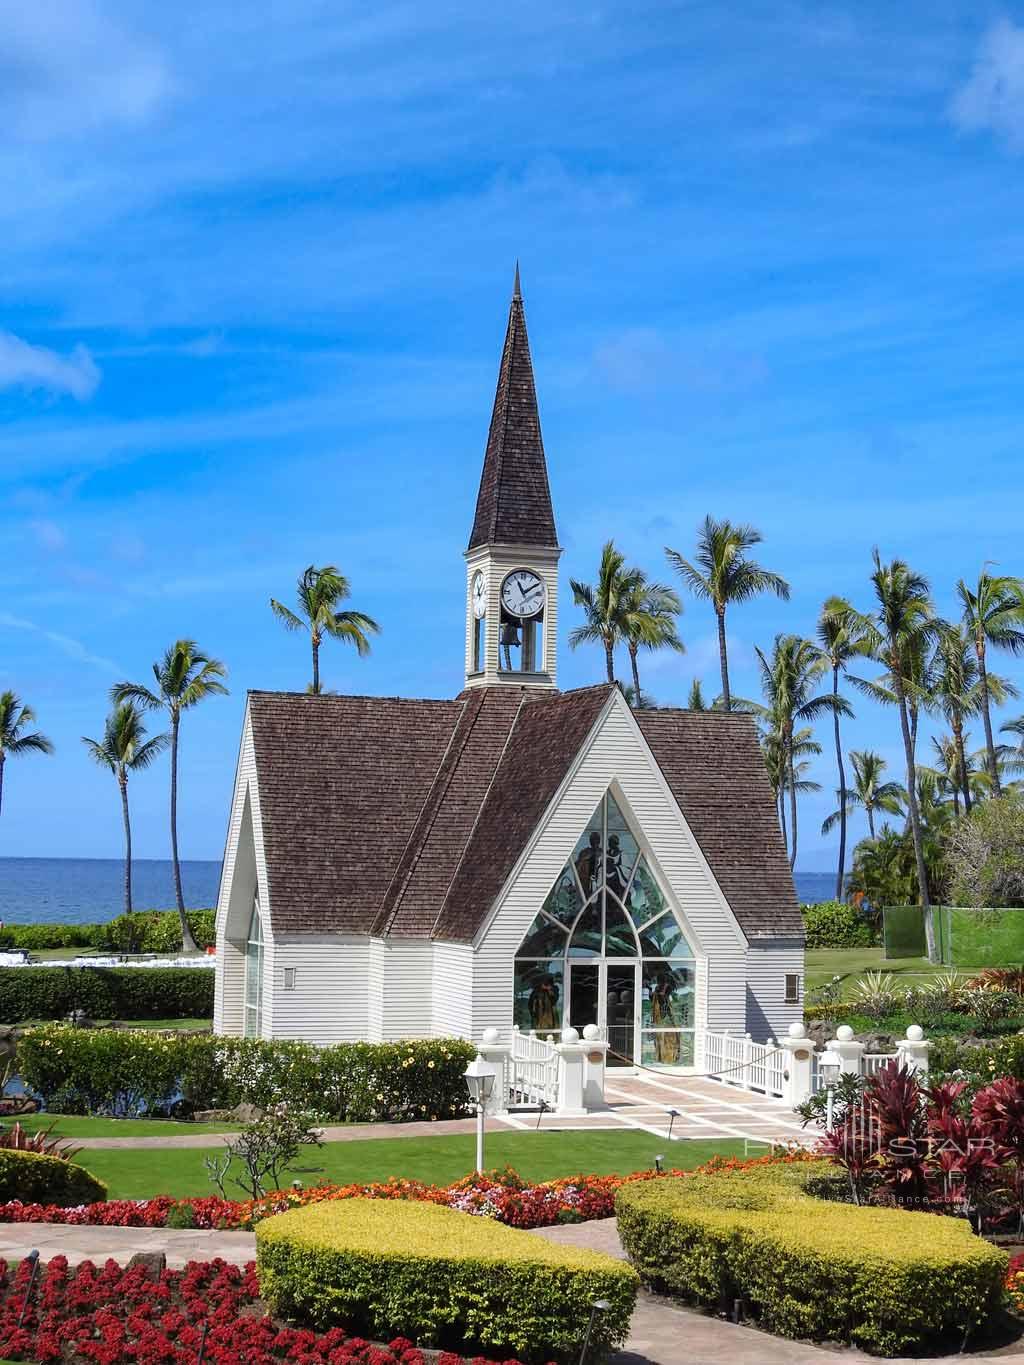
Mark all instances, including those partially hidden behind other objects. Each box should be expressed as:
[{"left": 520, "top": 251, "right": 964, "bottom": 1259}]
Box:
[
  {"left": 501, "top": 569, "right": 545, "bottom": 619},
  {"left": 472, "top": 571, "right": 487, "bottom": 619}
]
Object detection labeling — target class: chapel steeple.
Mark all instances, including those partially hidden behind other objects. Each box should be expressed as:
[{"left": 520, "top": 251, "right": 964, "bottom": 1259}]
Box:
[{"left": 464, "top": 269, "right": 561, "bottom": 691}]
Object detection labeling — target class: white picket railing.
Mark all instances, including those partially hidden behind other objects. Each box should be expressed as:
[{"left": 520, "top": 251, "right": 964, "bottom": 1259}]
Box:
[
  {"left": 509, "top": 1027, "right": 560, "bottom": 1108},
  {"left": 699, "top": 1028, "right": 786, "bottom": 1099},
  {"left": 862, "top": 1052, "right": 896, "bottom": 1078}
]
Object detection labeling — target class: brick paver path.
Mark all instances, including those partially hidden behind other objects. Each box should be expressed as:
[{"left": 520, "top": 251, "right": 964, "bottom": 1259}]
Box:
[{"left": 2, "top": 1220, "right": 1019, "bottom": 1363}]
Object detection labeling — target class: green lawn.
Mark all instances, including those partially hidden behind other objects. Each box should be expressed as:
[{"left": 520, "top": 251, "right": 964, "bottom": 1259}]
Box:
[
  {"left": 11, "top": 1113, "right": 240, "bottom": 1138},
  {"left": 74, "top": 1131, "right": 755, "bottom": 1200},
  {"left": 805, "top": 947, "right": 960, "bottom": 998}
]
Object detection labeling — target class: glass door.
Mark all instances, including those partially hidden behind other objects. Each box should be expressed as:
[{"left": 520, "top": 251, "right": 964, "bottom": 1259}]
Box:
[
  {"left": 567, "top": 963, "right": 600, "bottom": 1036},
  {"left": 605, "top": 962, "right": 637, "bottom": 1067}
]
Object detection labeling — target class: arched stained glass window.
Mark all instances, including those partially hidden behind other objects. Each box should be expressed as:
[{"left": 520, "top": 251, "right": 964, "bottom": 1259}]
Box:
[
  {"left": 513, "top": 791, "right": 697, "bottom": 1064},
  {"left": 244, "top": 897, "right": 264, "bottom": 1039}
]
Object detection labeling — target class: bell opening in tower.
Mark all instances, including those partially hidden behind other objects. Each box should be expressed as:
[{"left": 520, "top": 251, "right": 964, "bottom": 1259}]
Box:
[{"left": 499, "top": 608, "right": 543, "bottom": 673}]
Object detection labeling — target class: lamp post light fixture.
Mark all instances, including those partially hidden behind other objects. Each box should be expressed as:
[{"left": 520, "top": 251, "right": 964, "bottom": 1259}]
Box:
[
  {"left": 464, "top": 1053, "right": 496, "bottom": 1173},
  {"left": 654, "top": 1154, "right": 664, "bottom": 1175},
  {"left": 820, "top": 1047, "right": 841, "bottom": 1132},
  {"left": 577, "top": 1297, "right": 611, "bottom": 1365},
  {"left": 666, "top": 1108, "right": 680, "bottom": 1141}
]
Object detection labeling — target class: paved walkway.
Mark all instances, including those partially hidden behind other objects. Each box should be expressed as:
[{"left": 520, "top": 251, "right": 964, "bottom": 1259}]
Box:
[
  {"left": 6, "top": 1219, "right": 1015, "bottom": 1363},
  {"left": 70, "top": 1074, "right": 810, "bottom": 1151}
]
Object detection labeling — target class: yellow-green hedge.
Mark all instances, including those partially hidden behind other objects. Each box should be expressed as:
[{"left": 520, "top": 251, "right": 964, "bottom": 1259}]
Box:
[
  {"left": 0, "top": 1149, "right": 107, "bottom": 1207},
  {"left": 615, "top": 1160, "right": 1006, "bottom": 1356},
  {"left": 256, "top": 1197, "right": 637, "bottom": 1362}
]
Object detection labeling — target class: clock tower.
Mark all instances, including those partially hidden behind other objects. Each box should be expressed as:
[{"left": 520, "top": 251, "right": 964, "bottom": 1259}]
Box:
[{"left": 465, "top": 268, "right": 561, "bottom": 690}]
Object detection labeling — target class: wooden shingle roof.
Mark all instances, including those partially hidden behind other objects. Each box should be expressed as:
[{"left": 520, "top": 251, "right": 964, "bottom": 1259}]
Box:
[
  {"left": 246, "top": 685, "right": 802, "bottom": 943},
  {"left": 467, "top": 270, "right": 558, "bottom": 550}
]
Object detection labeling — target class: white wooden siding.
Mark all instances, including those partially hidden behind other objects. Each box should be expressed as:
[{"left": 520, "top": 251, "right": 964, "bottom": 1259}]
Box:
[
  {"left": 745, "top": 941, "right": 805, "bottom": 1041},
  {"left": 472, "top": 690, "right": 749, "bottom": 1042},
  {"left": 269, "top": 939, "right": 371, "bottom": 1044},
  {"left": 432, "top": 942, "right": 474, "bottom": 1038},
  {"left": 377, "top": 938, "right": 433, "bottom": 1039},
  {"left": 367, "top": 939, "right": 384, "bottom": 1042}
]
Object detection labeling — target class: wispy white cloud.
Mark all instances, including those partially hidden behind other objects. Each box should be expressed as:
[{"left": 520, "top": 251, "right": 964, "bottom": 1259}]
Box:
[
  {"left": 0, "top": 611, "right": 119, "bottom": 673},
  {"left": 0, "top": 332, "right": 100, "bottom": 400},
  {"left": 28, "top": 519, "right": 68, "bottom": 552},
  {"left": 950, "top": 19, "right": 1024, "bottom": 151}
]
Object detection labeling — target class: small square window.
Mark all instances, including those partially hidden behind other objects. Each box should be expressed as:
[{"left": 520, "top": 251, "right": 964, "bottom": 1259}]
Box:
[
  {"left": 284, "top": 967, "right": 297, "bottom": 991},
  {"left": 784, "top": 973, "right": 800, "bottom": 1004}
]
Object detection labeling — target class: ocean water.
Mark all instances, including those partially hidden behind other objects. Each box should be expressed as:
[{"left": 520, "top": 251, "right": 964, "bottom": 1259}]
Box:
[
  {"left": 0, "top": 858, "right": 222, "bottom": 924},
  {"left": 0, "top": 858, "right": 837, "bottom": 925}
]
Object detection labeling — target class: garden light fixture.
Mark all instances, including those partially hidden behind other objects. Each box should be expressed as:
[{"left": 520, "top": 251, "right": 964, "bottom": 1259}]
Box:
[
  {"left": 820, "top": 1047, "right": 841, "bottom": 1131},
  {"left": 667, "top": 1107, "right": 680, "bottom": 1140},
  {"left": 578, "top": 1297, "right": 611, "bottom": 1365},
  {"left": 654, "top": 1154, "right": 664, "bottom": 1174},
  {"left": 464, "top": 1053, "right": 496, "bottom": 1172}
]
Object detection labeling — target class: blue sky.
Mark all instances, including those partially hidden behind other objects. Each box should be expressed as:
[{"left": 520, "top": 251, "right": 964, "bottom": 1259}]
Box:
[{"left": 2, "top": 1, "right": 1024, "bottom": 874}]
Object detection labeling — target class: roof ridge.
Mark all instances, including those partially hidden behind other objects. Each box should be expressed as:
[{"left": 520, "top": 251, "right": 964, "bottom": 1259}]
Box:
[
  {"left": 429, "top": 689, "right": 530, "bottom": 939},
  {"left": 373, "top": 690, "right": 490, "bottom": 937}
]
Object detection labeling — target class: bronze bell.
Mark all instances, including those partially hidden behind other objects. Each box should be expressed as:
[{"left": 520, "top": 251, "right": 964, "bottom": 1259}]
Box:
[{"left": 500, "top": 621, "right": 521, "bottom": 646}]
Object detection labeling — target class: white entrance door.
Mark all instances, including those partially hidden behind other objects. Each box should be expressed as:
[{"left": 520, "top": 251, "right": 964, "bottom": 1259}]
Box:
[{"left": 566, "top": 960, "right": 639, "bottom": 1067}]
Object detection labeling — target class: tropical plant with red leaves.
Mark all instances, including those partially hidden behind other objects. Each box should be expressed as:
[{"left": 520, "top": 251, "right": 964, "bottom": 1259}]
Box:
[{"left": 0, "top": 1121, "right": 80, "bottom": 1161}]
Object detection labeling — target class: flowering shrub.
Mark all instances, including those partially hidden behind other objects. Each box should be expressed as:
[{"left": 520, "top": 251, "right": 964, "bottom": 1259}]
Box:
[
  {"left": 1006, "top": 1253, "right": 1024, "bottom": 1314},
  {"left": 0, "top": 1153, "right": 819, "bottom": 1232},
  {"left": 18, "top": 1026, "right": 476, "bottom": 1120},
  {"left": 0, "top": 1254, "right": 551, "bottom": 1365}
]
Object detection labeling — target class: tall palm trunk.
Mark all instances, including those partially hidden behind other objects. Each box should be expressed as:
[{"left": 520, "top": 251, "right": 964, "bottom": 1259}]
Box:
[
  {"left": 312, "top": 634, "right": 321, "bottom": 695},
  {"left": 629, "top": 645, "right": 641, "bottom": 703},
  {"left": 169, "top": 713, "right": 198, "bottom": 954},
  {"left": 893, "top": 668, "right": 935, "bottom": 959},
  {"left": 976, "top": 641, "right": 1001, "bottom": 795},
  {"left": 716, "top": 605, "right": 731, "bottom": 711},
  {"left": 119, "top": 771, "right": 133, "bottom": 917},
  {"left": 787, "top": 732, "right": 798, "bottom": 871},
  {"left": 866, "top": 803, "right": 876, "bottom": 841},
  {"left": 778, "top": 786, "right": 788, "bottom": 853},
  {"left": 831, "top": 663, "right": 847, "bottom": 899},
  {"left": 952, "top": 713, "right": 972, "bottom": 814},
  {"left": 604, "top": 638, "right": 615, "bottom": 685}
]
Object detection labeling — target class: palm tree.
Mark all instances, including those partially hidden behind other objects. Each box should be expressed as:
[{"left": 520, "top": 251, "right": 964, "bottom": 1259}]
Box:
[
  {"left": 619, "top": 576, "right": 684, "bottom": 704},
  {"left": 665, "top": 517, "right": 790, "bottom": 711},
  {"left": 764, "top": 724, "right": 821, "bottom": 854},
  {"left": 569, "top": 541, "right": 644, "bottom": 684},
  {"left": 271, "top": 565, "right": 381, "bottom": 695},
  {"left": 817, "top": 597, "right": 871, "bottom": 899},
  {"left": 687, "top": 679, "right": 709, "bottom": 711},
  {"left": 822, "top": 749, "right": 904, "bottom": 842},
  {"left": 1003, "top": 715, "right": 1024, "bottom": 774},
  {"left": 957, "top": 570, "right": 1024, "bottom": 794},
  {"left": 112, "top": 641, "right": 229, "bottom": 952},
  {"left": 753, "top": 633, "right": 849, "bottom": 870},
  {"left": 929, "top": 623, "right": 1017, "bottom": 814},
  {"left": 82, "top": 703, "right": 168, "bottom": 917},
  {"left": 0, "top": 692, "right": 53, "bottom": 819},
  {"left": 853, "top": 552, "right": 938, "bottom": 957}
]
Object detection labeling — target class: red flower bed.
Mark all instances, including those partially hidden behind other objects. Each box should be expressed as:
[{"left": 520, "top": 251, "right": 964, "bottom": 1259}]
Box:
[
  {"left": 0, "top": 1255, "right": 548, "bottom": 1364},
  {"left": 0, "top": 1152, "right": 817, "bottom": 1233}
]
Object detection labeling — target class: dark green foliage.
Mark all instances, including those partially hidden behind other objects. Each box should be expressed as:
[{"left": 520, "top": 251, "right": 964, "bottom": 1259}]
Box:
[
  {"left": 0, "top": 910, "right": 215, "bottom": 953},
  {"left": 17, "top": 1026, "right": 477, "bottom": 1120},
  {"left": 0, "top": 967, "right": 214, "bottom": 1024},
  {"left": 0, "top": 1149, "right": 107, "bottom": 1206},
  {"left": 800, "top": 900, "right": 878, "bottom": 948},
  {"left": 930, "top": 1033, "right": 1024, "bottom": 1088}
]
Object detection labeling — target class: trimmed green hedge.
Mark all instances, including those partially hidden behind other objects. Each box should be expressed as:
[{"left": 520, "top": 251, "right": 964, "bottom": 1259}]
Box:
[
  {"left": 615, "top": 1160, "right": 1005, "bottom": 1355},
  {"left": 0, "top": 910, "right": 216, "bottom": 953},
  {"left": 17, "top": 1026, "right": 477, "bottom": 1120},
  {"left": 0, "top": 1149, "right": 107, "bottom": 1207},
  {"left": 0, "top": 967, "right": 214, "bottom": 1024},
  {"left": 257, "top": 1198, "right": 637, "bottom": 1362},
  {"left": 801, "top": 900, "right": 878, "bottom": 948}
]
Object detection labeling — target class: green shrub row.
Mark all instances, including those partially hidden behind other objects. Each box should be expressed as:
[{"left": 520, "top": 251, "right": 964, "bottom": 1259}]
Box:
[
  {"left": 0, "top": 909, "right": 216, "bottom": 953},
  {"left": 0, "top": 967, "right": 214, "bottom": 1024},
  {"left": 17, "top": 1026, "right": 477, "bottom": 1120},
  {"left": 614, "top": 1160, "right": 1005, "bottom": 1356},
  {"left": 930, "top": 1032, "right": 1024, "bottom": 1087},
  {"left": 256, "top": 1198, "right": 637, "bottom": 1363},
  {"left": 801, "top": 900, "right": 878, "bottom": 948},
  {"left": 0, "top": 1149, "right": 107, "bottom": 1207}
]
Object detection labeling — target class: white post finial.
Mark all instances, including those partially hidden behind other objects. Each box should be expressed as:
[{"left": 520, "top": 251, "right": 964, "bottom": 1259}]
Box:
[{"left": 896, "top": 1025, "right": 931, "bottom": 1077}]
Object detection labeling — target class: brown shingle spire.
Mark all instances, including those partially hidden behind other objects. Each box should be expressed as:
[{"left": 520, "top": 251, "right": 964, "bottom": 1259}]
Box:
[{"left": 468, "top": 268, "right": 558, "bottom": 550}]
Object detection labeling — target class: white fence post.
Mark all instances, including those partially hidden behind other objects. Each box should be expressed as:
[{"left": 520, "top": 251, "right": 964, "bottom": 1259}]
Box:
[
  {"left": 581, "top": 1023, "right": 609, "bottom": 1111},
  {"left": 830, "top": 1024, "right": 865, "bottom": 1077},
  {"left": 555, "top": 1027, "right": 587, "bottom": 1116},
  {"left": 780, "top": 1021, "right": 815, "bottom": 1109},
  {"left": 478, "top": 1027, "right": 512, "bottom": 1116},
  {"left": 895, "top": 1024, "right": 930, "bottom": 1078}
]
